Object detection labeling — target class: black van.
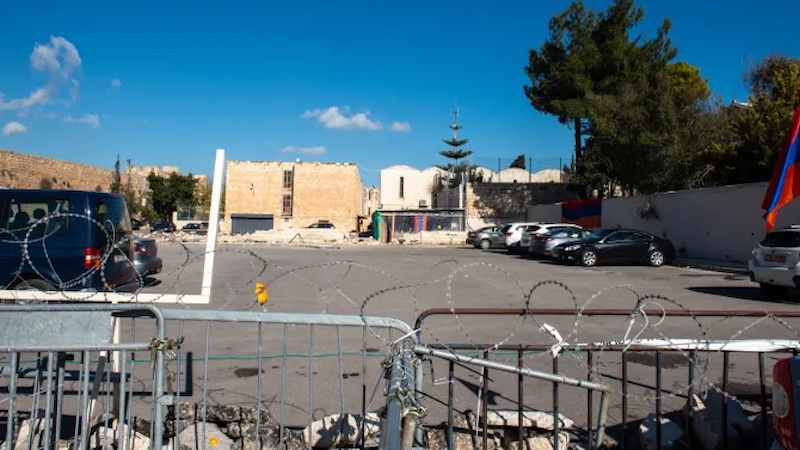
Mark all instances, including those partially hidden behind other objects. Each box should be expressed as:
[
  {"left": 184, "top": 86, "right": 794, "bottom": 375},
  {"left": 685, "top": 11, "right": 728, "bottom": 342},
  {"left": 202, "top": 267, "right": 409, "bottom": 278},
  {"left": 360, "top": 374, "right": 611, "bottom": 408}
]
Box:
[{"left": 0, "top": 189, "right": 140, "bottom": 292}]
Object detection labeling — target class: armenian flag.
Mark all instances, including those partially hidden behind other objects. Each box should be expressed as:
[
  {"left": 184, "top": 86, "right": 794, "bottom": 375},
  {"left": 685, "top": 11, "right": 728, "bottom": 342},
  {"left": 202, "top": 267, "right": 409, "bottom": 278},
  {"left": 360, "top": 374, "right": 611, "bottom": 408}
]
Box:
[
  {"left": 762, "top": 89, "right": 800, "bottom": 233},
  {"left": 561, "top": 198, "right": 602, "bottom": 228}
]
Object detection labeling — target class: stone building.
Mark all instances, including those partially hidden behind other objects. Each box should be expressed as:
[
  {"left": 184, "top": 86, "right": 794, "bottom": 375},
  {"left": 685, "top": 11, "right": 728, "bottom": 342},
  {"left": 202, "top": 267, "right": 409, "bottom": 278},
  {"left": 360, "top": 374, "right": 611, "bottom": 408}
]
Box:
[{"left": 223, "top": 160, "right": 363, "bottom": 234}]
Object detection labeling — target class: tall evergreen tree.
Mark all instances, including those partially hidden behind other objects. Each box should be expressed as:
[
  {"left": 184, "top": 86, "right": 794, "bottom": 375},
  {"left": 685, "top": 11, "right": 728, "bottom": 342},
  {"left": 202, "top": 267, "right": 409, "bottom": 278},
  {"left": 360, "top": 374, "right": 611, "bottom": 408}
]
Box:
[
  {"left": 110, "top": 154, "right": 123, "bottom": 193},
  {"left": 510, "top": 155, "right": 526, "bottom": 169}
]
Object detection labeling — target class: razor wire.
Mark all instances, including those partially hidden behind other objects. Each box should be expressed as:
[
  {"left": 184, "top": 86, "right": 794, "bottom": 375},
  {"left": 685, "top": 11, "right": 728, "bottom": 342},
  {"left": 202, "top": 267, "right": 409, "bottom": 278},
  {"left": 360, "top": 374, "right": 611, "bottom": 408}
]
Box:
[{"left": 1, "top": 210, "right": 798, "bottom": 431}]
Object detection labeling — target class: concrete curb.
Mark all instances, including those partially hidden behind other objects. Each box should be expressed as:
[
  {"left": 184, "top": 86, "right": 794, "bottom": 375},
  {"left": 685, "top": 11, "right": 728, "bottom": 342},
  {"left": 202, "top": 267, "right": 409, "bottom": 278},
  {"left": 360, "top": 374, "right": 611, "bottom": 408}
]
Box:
[{"left": 671, "top": 259, "right": 748, "bottom": 275}]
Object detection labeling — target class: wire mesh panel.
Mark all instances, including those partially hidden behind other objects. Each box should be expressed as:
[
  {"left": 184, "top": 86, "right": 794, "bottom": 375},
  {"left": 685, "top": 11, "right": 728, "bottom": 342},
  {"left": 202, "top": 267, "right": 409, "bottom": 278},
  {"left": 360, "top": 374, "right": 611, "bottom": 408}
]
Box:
[
  {"left": 414, "top": 307, "right": 800, "bottom": 450},
  {"left": 140, "top": 309, "right": 421, "bottom": 450},
  {"left": 0, "top": 304, "right": 168, "bottom": 450}
]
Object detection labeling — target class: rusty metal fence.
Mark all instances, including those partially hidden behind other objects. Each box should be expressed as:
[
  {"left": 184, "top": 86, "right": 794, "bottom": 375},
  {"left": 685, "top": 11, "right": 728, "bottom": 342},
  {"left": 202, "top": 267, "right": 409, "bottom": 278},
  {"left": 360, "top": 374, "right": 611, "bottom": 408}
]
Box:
[
  {"left": 4, "top": 304, "right": 800, "bottom": 450},
  {"left": 414, "top": 307, "right": 800, "bottom": 450}
]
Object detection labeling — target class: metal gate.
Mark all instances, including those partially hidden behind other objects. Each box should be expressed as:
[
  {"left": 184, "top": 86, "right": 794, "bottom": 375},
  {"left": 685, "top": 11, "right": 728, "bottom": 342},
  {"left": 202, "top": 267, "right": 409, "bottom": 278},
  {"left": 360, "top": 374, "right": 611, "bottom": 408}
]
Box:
[{"left": 230, "top": 214, "right": 274, "bottom": 234}]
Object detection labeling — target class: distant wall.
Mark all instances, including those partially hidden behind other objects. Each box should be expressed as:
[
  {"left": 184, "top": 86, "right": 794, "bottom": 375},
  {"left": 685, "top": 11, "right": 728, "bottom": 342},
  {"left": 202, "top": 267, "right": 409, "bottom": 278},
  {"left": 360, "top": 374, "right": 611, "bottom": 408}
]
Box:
[
  {"left": 0, "top": 148, "right": 148, "bottom": 194},
  {"left": 529, "top": 182, "right": 800, "bottom": 263},
  {"left": 466, "top": 182, "right": 579, "bottom": 229}
]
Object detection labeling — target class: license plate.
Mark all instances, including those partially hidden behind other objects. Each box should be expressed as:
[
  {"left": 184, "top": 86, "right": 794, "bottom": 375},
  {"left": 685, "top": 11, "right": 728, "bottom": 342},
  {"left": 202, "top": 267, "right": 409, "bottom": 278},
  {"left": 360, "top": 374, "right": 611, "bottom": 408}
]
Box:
[
  {"left": 766, "top": 253, "right": 787, "bottom": 262},
  {"left": 114, "top": 254, "right": 129, "bottom": 263}
]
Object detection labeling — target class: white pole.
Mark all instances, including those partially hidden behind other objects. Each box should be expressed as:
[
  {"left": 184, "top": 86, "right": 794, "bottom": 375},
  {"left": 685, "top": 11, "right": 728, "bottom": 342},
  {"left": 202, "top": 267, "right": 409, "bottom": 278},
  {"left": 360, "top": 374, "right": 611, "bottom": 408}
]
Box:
[{"left": 201, "top": 149, "right": 225, "bottom": 297}]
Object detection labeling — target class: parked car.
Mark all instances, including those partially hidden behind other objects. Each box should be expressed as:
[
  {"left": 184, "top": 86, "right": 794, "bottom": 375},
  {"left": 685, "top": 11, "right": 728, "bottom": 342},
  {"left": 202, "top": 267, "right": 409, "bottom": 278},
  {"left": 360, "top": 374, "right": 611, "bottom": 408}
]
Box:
[
  {"left": 519, "top": 223, "right": 583, "bottom": 253},
  {"left": 308, "top": 221, "right": 335, "bottom": 229},
  {"left": 152, "top": 220, "right": 177, "bottom": 233},
  {"left": 503, "top": 222, "right": 545, "bottom": 253},
  {"left": 467, "top": 226, "right": 501, "bottom": 249},
  {"left": 181, "top": 222, "right": 207, "bottom": 235},
  {"left": 748, "top": 225, "right": 800, "bottom": 295},
  {"left": 551, "top": 228, "right": 675, "bottom": 267},
  {"left": 133, "top": 236, "right": 162, "bottom": 276},
  {"left": 529, "top": 228, "right": 593, "bottom": 258},
  {"left": 0, "top": 189, "right": 140, "bottom": 292}
]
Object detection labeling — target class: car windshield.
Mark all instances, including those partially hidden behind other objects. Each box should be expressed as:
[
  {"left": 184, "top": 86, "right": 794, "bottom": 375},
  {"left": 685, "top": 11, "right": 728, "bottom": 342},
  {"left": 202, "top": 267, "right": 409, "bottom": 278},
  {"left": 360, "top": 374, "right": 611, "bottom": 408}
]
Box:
[{"left": 499, "top": 224, "right": 512, "bottom": 234}]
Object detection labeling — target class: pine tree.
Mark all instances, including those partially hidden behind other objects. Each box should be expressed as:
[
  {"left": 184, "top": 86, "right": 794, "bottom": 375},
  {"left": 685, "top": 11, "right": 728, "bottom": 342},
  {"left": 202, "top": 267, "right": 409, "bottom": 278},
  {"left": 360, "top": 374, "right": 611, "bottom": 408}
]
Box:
[
  {"left": 110, "top": 154, "right": 123, "bottom": 193},
  {"left": 438, "top": 109, "right": 473, "bottom": 186}
]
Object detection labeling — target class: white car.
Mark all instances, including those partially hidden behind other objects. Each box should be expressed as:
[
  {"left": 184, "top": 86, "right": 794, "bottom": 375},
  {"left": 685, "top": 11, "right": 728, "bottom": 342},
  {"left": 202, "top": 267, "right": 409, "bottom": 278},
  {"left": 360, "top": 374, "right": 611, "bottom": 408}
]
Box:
[
  {"left": 748, "top": 225, "right": 800, "bottom": 295},
  {"left": 502, "top": 222, "right": 545, "bottom": 253},
  {"left": 519, "top": 223, "right": 583, "bottom": 253}
]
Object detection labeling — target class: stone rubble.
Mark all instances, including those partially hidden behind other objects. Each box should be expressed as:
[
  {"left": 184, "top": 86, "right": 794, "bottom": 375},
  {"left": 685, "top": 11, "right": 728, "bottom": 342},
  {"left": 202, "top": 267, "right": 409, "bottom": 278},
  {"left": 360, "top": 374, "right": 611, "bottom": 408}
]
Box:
[
  {"left": 0, "top": 407, "right": 597, "bottom": 450},
  {"left": 690, "top": 390, "right": 752, "bottom": 450},
  {"left": 638, "top": 414, "right": 683, "bottom": 450}
]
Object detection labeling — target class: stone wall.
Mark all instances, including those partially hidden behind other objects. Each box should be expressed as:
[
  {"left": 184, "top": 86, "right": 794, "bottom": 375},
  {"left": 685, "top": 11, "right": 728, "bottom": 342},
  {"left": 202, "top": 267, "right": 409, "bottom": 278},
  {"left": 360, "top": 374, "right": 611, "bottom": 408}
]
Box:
[
  {"left": 0, "top": 148, "right": 148, "bottom": 194},
  {"left": 224, "top": 160, "right": 363, "bottom": 233},
  {"left": 466, "top": 182, "right": 580, "bottom": 229}
]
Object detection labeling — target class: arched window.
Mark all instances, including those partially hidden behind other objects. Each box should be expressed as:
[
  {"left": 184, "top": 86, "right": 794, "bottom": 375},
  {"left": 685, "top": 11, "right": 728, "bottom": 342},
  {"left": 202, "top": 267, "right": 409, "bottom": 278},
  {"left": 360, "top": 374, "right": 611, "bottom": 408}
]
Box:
[{"left": 399, "top": 176, "right": 405, "bottom": 198}]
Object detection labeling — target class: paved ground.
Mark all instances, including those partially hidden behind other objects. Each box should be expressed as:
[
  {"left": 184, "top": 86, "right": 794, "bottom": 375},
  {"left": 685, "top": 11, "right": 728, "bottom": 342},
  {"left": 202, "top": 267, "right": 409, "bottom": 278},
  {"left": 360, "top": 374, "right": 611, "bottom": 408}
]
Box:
[{"left": 108, "top": 244, "right": 800, "bottom": 440}]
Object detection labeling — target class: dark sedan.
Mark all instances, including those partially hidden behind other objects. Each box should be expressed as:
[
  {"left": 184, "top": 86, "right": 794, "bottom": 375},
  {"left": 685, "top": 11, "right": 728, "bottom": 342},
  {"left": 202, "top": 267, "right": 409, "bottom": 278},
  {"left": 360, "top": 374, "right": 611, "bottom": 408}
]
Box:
[
  {"left": 551, "top": 228, "right": 675, "bottom": 267},
  {"left": 133, "top": 237, "right": 162, "bottom": 276}
]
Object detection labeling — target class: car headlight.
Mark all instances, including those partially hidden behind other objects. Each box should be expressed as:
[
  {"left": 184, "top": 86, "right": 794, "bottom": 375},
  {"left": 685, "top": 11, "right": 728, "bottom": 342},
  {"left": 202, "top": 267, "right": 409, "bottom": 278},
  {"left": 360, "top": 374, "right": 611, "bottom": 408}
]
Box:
[{"left": 564, "top": 244, "right": 581, "bottom": 252}]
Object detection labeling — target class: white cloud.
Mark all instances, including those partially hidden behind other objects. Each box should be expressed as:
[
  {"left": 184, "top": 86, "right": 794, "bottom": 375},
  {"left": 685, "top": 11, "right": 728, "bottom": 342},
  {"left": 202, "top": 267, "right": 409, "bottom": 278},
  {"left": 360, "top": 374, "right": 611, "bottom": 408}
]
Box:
[
  {"left": 64, "top": 113, "right": 100, "bottom": 128},
  {"left": 111, "top": 79, "right": 122, "bottom": 88},
  {"left": 0, "top": 36, "right": 81, "bottom": 113},
  {"left": 30, "top": 36, "right": 82, "bottom": 87},
  {"left": 281, "top": 145, "right": 327, "bottom": 155},
  {"left": 0, "top": 88, "right": 51, "bottom": 111},
  {"left": 2, "top": 121, "right": 28, "bottom": 136},
  {"left": 301, "top": 106, "right": 382, "bottom": 130},
  {"left": 390, "top": 121, "right": 411, "bottom": 132}
]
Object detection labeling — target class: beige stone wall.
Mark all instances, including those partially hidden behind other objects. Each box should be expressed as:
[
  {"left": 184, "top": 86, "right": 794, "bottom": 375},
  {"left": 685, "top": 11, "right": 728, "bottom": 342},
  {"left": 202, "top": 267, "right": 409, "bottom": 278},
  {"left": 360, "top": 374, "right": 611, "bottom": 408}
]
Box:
[
  {"left": 0, "top": 148, "right": 148, "bottom": 194},
  {"left": 223, "top": 160, "right": 363, "bottom": 233},
  {"left": 465, "top": 182, "right": 579, "bottom": 228}
]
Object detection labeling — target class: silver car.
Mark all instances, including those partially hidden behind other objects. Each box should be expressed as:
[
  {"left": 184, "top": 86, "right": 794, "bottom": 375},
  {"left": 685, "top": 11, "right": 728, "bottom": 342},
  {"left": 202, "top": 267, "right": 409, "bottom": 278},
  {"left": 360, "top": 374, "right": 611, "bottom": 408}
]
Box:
[
  {"left": 529, "top": 228, "right": 592, "bottom": 258},
  {"left": 470, "top": 225, "right": 506, "bottom": 250}
]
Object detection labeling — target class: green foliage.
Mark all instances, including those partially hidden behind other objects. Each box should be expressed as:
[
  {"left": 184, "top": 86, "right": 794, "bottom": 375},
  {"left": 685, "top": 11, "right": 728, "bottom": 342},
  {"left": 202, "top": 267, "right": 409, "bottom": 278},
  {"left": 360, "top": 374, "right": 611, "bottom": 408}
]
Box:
[
  {"left": 121, "top": 158, "right": 140, "bottom": 217},
  {"left": 525, "top": 0, "right": 675, "bottom": 165},
  {"left": 146, "top": 171, "right": 198, "bottom": 220},
  {"left": 437, "top": 113, "right": 474, "bottom": 189},
  {"left": 576, "top": 60, "right": 718, "bottom": 194},
  {"left": 704, "top": 54, "right": 800, "bottom": 185},
  {"left": 510, "top": 155, "right": 526, "bottom": 169},
  {"left": 110, "top": 154, "right": 123, "bottom": 194},
  {"left": 194, "top": 181, "right": 225, "bottom": 215}
]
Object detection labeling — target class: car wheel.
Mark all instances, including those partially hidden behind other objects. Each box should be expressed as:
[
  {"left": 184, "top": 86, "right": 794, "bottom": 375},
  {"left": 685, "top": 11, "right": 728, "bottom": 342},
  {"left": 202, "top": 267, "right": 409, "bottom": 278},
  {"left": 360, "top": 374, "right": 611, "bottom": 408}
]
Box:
[
  {"left": 12, "top": 278, "right": 57, "bottom": 291},
  {"left": 649, "top": 249, "right": 666, "bottom": 267},
  {"left": 580, "top": 250, "right": 598, "bottom": 267},
  {"left": 479, "top": 239, "right": 491, "bottom": 250},
  {"left": 760, "top": 283, "right": 787, "bottom": 298}
]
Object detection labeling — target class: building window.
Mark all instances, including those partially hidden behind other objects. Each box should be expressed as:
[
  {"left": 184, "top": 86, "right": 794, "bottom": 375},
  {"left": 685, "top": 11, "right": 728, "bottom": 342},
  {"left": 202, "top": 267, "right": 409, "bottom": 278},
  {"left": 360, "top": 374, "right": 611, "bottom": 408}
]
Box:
[
  {"left": 399, "top": 177, "right": 404, "bottom": 199},
  {"left": 282, "top": 194, "right": 292, "bottom": 216},
  {"left": 283, "top": 170, "right": 293, "bottom": 189}
]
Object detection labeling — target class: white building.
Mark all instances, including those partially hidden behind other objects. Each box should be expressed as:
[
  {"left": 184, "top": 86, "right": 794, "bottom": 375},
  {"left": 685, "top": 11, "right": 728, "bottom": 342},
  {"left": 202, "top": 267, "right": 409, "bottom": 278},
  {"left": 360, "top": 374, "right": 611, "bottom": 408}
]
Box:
[
  {"left": 379, "top": 165, "right": 445, "bottom": 210},
  {"left": 379, "top": 165, "right": 567, "bottom": 210}
]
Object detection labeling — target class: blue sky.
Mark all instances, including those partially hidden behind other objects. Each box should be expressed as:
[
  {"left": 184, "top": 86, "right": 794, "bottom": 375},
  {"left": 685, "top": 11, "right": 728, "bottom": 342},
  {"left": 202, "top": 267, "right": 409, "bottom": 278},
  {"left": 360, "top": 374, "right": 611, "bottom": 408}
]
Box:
[{"left": 0, "top": 0, "right": 797, "bottom": 187}]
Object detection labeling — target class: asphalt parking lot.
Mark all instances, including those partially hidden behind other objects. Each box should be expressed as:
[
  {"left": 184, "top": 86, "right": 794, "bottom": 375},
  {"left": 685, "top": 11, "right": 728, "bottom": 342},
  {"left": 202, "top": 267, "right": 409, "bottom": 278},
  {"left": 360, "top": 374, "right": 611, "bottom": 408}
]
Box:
[{"left": 125, "top": 243, "right": 800, "bottom": 437}]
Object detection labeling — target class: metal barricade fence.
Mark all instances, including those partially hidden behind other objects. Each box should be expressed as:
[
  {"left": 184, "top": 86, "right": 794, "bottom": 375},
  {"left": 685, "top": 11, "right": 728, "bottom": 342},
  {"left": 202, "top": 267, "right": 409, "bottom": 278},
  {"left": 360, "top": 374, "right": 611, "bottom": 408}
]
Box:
[
  {"left": 151, "top": 308, "right": 420, "bottom": 450},
  {"left": 0, "top": 303, "right": 169, "bottom": 450},
  {"left": 1, "top": 305, "right": 421, "bottom": 450},
  {"left": 414, "top": 308, "right": 800, "bottom": 450}
]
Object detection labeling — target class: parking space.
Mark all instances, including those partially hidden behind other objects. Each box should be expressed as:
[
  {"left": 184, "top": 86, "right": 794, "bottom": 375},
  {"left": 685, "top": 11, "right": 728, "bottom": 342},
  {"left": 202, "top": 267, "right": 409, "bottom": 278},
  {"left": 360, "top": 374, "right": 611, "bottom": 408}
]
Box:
[{"left": 145, "top": 243, "right": 796, "bottom": 316}]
